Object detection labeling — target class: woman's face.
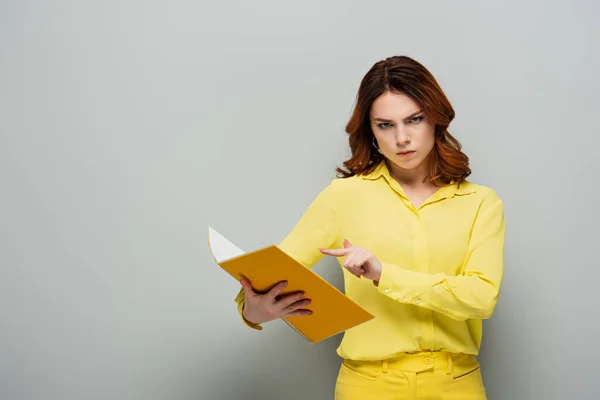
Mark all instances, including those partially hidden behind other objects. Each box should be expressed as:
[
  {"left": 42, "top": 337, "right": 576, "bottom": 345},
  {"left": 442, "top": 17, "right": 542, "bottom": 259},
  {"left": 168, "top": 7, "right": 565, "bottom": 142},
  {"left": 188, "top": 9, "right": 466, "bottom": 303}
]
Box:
[{"left": 369, "top": 91, "right": 436, "bottom": 172}]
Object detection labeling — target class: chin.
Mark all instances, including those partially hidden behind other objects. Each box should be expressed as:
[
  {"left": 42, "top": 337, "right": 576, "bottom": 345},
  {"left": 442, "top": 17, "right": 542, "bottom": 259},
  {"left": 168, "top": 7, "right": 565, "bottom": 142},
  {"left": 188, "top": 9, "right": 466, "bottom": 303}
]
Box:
[{"left": 390, "top": 158, "right": 422, "bottom": 170}]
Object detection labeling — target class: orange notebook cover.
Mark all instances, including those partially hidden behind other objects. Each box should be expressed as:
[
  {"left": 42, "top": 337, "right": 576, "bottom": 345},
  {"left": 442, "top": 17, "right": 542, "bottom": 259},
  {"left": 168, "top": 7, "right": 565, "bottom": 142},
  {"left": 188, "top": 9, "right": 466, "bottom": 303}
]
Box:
[{"left": 208, "top": 226, "right": 375, "bottom": 344}]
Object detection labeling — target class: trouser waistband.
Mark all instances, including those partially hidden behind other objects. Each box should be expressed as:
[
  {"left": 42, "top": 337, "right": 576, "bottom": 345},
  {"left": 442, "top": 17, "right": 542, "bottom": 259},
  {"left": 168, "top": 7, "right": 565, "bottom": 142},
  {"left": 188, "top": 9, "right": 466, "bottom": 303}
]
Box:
[{"left": 344, "top": 351, "right": 478, "bottom": 375}]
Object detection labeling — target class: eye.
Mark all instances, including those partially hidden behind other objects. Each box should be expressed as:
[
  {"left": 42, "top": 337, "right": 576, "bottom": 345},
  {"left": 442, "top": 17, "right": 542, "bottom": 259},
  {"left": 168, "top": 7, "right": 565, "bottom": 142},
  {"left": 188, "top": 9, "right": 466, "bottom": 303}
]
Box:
[
  {"left": 409, "top": 116, "right": 424, "bottom": 124},
  {"left": 377, "top": 122, "right": 392, "bottom": 129}
]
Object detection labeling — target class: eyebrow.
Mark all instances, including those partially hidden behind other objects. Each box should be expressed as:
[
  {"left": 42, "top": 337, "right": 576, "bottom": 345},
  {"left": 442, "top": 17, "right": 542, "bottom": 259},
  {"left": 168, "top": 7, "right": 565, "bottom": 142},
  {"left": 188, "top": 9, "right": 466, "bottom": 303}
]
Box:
[{"left": 372, "top": 109, "right": 423, "bottom": 122}]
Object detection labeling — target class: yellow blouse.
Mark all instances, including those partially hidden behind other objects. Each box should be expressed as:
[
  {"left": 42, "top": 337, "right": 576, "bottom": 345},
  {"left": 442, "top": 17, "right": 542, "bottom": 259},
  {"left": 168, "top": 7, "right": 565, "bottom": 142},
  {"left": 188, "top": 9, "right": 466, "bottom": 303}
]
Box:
[{"left": 235, "top": 161, "right": 505, "bottom": 361}]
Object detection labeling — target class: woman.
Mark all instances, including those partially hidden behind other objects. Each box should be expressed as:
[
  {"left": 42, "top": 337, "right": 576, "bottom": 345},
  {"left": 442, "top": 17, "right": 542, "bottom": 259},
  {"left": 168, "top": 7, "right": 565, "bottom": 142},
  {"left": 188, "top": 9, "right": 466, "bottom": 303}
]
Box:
[{"left": 234, "top": 55, "right": 505, "bottom": 399}]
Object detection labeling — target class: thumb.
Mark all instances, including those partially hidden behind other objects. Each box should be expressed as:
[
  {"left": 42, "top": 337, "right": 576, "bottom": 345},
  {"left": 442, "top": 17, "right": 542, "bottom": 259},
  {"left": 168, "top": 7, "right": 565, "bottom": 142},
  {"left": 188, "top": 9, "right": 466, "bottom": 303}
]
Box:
[
  {"left": 240, "top": 279, "right": 256, "bottom": 296},
  {"left": 343, "top": 239, "right": 352, "bottom": 248}
]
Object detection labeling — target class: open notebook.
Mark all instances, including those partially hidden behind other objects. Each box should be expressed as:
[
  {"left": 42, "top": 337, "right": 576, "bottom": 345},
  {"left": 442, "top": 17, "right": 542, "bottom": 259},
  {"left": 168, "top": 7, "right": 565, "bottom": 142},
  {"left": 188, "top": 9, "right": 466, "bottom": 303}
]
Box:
[{"left": 208, "top": 226, "right": 375, "bottom": 344}]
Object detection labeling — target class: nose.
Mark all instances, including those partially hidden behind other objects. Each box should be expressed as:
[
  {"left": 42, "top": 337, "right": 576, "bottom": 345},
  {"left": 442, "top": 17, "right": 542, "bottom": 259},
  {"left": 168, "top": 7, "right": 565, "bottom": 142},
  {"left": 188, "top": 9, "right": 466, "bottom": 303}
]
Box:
[{"left": 395, "top": 128, "right": 411, "bottom": 145}]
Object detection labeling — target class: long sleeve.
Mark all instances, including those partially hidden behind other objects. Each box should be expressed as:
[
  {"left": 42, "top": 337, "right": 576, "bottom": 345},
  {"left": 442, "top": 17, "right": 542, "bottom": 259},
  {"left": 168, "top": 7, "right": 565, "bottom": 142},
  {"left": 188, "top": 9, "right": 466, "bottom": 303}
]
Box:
[
  {"left": 375, "top": 190, "right": 505, "bottom": 321},
  {"left": 234, "top": 182, "right": 339, "bottom": 329}
]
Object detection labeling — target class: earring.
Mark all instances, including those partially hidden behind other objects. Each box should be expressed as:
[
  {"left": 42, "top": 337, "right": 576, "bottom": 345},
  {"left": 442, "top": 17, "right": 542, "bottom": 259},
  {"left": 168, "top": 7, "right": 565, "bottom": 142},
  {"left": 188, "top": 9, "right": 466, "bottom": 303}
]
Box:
[{"left": 372, "top": 137, "right": 382, "bottom": 153}]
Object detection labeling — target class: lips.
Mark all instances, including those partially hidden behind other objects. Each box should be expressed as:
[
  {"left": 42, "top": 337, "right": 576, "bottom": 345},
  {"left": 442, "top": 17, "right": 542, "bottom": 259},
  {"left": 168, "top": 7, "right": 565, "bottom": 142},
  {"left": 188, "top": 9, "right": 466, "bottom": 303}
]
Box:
[{"left": 397, "top": 151, "right": 415, "bottom": 155}]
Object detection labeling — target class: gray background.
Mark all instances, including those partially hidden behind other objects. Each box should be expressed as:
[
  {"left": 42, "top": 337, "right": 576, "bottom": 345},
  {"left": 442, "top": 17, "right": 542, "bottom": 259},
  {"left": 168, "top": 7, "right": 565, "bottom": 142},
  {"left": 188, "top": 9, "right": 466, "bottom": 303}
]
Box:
[{"left": 1, "top": 1, "right": 599, "bottom": 399}]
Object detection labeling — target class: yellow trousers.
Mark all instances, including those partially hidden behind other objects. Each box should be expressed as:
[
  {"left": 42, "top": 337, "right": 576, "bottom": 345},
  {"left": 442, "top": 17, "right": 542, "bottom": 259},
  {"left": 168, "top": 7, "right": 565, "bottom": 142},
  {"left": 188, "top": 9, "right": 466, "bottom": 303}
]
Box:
[{"left": 334, "top": 351, "right": 487, "bottom": 400}]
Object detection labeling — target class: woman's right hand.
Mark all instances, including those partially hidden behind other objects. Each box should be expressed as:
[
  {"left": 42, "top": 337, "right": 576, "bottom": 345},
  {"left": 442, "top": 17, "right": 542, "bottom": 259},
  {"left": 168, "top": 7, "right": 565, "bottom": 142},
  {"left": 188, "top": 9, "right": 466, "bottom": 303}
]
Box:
[{"left": 240, "top": 279, "right": 312, "bottom": 325}]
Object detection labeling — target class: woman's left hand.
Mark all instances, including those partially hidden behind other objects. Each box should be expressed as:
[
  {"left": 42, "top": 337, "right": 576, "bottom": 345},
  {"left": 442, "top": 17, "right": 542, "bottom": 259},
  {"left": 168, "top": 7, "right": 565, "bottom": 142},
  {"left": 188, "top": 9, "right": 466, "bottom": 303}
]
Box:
[{"left": 319, "top": 239, "right": 382, "bottom": 282}]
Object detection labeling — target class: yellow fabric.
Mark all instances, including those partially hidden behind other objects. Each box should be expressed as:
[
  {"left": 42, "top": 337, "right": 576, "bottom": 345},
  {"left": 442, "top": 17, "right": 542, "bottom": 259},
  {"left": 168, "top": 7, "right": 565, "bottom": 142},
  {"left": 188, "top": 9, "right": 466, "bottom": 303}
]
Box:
[
  {"left": 335, "top": 351, "right": 487, "bottom": 399},
  {"left": 235, "top": 161, "right": 505, "bottom": 360}
]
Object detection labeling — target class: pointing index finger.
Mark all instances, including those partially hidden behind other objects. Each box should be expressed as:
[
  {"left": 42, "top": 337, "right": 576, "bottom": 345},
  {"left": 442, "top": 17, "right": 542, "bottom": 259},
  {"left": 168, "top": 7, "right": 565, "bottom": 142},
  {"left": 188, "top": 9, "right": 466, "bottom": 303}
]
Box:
[{"left": 319, "top": 247, "right": 352, "bottom": 257}]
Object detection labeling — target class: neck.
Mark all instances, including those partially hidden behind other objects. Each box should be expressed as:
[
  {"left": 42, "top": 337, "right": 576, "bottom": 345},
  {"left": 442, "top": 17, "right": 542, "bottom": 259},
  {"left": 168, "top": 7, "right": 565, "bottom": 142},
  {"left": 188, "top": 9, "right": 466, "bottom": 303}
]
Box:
[{"left": 385, "top": 159, "right": 433, "bottom": 188}]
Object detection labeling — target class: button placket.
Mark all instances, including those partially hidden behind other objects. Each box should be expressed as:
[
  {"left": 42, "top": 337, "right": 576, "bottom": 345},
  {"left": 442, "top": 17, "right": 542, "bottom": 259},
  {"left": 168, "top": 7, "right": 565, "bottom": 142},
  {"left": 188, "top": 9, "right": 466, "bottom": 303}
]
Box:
[{"left": 412, "top": 211, "right": 435, "bottom": 350}]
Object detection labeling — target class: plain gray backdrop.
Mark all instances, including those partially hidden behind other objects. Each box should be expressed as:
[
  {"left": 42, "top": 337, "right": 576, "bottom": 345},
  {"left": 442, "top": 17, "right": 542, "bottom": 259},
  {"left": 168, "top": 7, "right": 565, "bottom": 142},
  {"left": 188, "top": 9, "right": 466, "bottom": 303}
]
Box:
[{"left": 1, "top": 1, "right": 599, "bottom": 399}]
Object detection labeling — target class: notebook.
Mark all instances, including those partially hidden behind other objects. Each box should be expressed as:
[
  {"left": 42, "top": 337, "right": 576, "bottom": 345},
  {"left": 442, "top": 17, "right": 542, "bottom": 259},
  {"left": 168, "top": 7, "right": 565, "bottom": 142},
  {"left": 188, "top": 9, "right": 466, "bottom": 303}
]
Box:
[{"left": 208, "top": 226, "right": 375, "bottom": 344}]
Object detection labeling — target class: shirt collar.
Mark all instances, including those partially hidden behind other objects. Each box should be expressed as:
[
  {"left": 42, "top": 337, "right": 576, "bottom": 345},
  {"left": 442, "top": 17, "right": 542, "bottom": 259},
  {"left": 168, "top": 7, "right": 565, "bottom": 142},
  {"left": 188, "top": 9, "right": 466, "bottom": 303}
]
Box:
[{"left": 360, "top": 161, "right": 476, "bottom": 200}]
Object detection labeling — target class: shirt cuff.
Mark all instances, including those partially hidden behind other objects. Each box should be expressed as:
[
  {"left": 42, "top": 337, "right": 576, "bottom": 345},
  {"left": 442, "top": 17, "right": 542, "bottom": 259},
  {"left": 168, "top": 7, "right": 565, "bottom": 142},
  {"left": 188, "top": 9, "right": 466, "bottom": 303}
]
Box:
[{"left": 375, "top": 262, "right": 435, "bottom": 305}]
